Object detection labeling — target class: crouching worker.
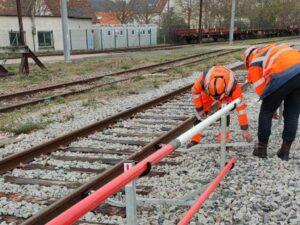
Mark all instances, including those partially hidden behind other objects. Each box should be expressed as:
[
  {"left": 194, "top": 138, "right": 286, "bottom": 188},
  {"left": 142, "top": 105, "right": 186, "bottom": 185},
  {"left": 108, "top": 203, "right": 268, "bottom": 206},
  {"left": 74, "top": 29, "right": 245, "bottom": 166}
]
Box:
[
  {"left": 187, "top": 66, "right": 253, "bottom": 148},
  {"left": 244, "top": 43, "right": 300, "bottom": 160}
]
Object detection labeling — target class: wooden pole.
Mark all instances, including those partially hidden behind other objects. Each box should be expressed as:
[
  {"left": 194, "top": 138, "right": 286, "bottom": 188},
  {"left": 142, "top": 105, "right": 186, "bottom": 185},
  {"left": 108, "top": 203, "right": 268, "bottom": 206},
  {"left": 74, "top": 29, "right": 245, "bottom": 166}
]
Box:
[{"left": 16, "top": 0, "right": 29, "bottom": 74}]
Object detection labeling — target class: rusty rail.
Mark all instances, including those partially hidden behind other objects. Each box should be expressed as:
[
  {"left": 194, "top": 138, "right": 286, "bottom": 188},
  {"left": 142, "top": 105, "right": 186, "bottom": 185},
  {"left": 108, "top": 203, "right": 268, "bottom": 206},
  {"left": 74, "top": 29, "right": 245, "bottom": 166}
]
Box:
[
  {"left": 0, "top": 49, "right": 223, "bottom": 101},
  {"left": 0, "top": 49, "right": 242, "bottom": 113},
  {"left": 19, "top": 62, "right": 244, "bottom": 224}
]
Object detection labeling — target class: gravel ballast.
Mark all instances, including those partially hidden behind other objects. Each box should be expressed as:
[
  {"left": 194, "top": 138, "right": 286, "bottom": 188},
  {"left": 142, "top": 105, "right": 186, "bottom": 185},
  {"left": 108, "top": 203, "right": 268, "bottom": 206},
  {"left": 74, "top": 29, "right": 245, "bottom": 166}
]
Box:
[{"left": 0, "top": 68, "right": 298, "bottom": 224}]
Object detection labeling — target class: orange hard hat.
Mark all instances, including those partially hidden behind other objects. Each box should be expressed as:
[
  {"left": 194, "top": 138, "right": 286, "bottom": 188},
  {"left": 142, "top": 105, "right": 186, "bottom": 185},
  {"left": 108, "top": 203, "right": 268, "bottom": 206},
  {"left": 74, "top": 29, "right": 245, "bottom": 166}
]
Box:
[
  {"left": 243, "top": 46, "right": 257, "bottom": 69},
  {"left": 208, "top": 76, "right": 226, "bottom": 100}
]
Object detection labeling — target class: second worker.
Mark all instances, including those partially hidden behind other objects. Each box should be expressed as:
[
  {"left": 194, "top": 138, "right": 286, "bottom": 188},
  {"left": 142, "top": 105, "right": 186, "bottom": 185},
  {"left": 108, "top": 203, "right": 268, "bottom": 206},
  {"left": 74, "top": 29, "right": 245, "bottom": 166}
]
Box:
[{"left": 187, "top": 65, "right": 253, "bottom": 148}]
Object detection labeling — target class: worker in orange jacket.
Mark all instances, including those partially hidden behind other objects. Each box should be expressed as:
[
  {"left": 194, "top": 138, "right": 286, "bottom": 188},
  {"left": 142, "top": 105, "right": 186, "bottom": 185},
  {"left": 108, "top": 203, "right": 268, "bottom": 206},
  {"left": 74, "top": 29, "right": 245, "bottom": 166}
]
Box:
[
  {"left": 187, "top": 65, "right": 253, "bottom": 148},
  {"left": 244, "top": 42, "right": 300, "bottom": 160}
]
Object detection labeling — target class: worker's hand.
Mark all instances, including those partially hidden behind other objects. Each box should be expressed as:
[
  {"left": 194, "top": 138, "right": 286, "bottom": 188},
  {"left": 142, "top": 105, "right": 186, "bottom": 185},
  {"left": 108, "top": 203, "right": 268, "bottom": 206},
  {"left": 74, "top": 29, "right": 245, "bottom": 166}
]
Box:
[
  {"left": 272, "top": 112, "right": 279, "bottom": 120},
  {"left": 242, "top": 130, "right": 253, "bottom": 143},
  {"left": 198, "top": 111, "right": 207, "bottom": 119}
]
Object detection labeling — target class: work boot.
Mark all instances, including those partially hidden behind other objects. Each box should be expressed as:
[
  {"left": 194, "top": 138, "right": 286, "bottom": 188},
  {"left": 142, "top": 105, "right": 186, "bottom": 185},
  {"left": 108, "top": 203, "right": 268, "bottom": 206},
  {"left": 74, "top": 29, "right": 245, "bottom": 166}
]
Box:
[
  {"left": 253, "top": 140, "right": 268, "bottom": 158},
  {"left": 277, "top": 141, "right": 292, "bottom": 161},
  {"left": 186, "top": 141, "right": 199, "bottom": 149}
]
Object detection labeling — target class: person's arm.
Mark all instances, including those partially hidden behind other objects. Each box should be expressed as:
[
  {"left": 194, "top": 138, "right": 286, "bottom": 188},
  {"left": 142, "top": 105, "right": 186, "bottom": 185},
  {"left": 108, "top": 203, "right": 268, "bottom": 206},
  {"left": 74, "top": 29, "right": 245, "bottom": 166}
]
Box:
[
  {"left": 192, "top": 76, "right": 206, "bottom": 119},
  {"left": 231, "top": 84, "right": 253, "bottom": 142},
  {"left": 247, "top": 65, "right": 266, "bottom": 97}
]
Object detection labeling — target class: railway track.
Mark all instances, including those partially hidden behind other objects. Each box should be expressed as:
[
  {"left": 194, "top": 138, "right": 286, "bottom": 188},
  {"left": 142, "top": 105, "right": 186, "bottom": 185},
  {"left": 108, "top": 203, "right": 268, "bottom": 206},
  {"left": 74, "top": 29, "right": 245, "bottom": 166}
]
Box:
[
  {"left": 0, "top": 49, "right": 241, "bottom": 113},
  {"left": 0, "top": 44, "right": 187, "bottom": 60},
  {"left": 2, "top": 37, "right": 298, "bottom": 114},
  {"left": 0, "top": 62, "right": 247, "bottom": 224}
]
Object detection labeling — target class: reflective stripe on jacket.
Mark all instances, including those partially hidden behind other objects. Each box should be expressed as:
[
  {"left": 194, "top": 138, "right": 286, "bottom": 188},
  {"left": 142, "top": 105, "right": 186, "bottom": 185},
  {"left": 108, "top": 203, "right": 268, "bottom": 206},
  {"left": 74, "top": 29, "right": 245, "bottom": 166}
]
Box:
[{"left": 248, "top": 42, "right": 300, "bottom": 98}]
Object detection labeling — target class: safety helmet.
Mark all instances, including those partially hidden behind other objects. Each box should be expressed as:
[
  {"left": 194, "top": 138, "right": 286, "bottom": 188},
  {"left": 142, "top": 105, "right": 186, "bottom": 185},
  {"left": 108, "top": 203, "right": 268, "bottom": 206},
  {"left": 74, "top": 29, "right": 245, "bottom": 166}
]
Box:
[
  {"left": 243, "top": 46, "right": 257, "bottom": 69},
  {"left": 207, "top": 76, "right": 226, "bottom": 100}
]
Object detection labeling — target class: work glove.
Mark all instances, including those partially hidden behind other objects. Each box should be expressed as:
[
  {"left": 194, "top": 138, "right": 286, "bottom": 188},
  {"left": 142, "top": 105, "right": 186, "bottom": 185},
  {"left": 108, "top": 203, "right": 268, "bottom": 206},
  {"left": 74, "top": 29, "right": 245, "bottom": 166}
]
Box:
[{"left": 198, "top": 111, "right": 207, "bottom": 120}]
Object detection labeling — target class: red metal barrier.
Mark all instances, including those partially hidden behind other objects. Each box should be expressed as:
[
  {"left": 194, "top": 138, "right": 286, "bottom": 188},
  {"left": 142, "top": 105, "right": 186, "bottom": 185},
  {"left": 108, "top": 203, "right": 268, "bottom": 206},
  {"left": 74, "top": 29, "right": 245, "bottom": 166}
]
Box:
[
  {"left": 177, "top": 157, "right": 236, "bottom": 225},
  {"left": 47, "top": 100, "right": 240, "bottom": 225},
  {"left": 46, "top": 144, "right": 175, "bottom": 225}
]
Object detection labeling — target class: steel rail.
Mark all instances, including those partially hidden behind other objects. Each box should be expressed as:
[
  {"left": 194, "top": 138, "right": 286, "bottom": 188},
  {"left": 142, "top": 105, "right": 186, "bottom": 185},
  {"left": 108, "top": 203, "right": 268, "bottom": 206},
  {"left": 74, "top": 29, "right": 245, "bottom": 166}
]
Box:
[
  {"left": 0, "top": 49, "right": 223, "bottom": 101},
  {"left": 1, "top": 44, "right": 183, "bottom": 59},
  {"left": 0, "top": 78, "right": 131, "bottom": 113},
  {"left": 0, "top": 84, "right": 192, "bottom": 175},
  {"left": 0, "top": 49, "right": 242, "bottom": 113},
  {"left": 19, "top": 62, "right": 246, "bottom": 225}
]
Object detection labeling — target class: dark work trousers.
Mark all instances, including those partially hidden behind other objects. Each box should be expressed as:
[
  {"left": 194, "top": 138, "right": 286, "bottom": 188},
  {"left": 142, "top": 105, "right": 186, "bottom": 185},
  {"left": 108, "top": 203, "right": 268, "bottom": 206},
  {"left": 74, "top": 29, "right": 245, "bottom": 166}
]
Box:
[{"left": 258, "top": 74, "right": 300, "bottom": 143}]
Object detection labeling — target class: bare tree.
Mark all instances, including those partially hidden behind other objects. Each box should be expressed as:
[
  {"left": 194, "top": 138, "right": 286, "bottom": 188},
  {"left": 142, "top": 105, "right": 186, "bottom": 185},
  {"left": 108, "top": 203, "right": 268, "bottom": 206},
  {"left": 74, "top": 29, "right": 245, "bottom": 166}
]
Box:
[
  {"left": 130, "top": 0, "right": 156, "bottom": 24},
  {"left": 176, "top": 0, "right": 195, "bottom": 28},
  {"left": 113, "top": 0, "right": 133, "bottom": 24},
  {"left": 175, "top": 0, "right": 300, "bottom": 30},
  {"left": 32, "top": 0, "right": 52, "bottom": 16}
]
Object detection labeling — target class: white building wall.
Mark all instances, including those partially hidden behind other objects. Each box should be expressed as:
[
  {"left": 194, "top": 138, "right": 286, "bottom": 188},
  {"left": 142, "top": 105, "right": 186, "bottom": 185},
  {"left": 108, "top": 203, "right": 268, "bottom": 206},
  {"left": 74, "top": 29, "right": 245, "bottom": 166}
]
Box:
[
  {"left": 93, "top": 24, "right": 158, "bottom": 50},
  {"left": 115, "top": 25, "right": 127, "bottom": 48},
  {"left": 93, "top": 29, "right": 102, "bottom": 49},
  {"left": 101, "top": 26, "right": 115, "bottom": 49},
  {"left": 0, "top": 16, "right": 93, "bottom": 51},
  {"left": 150, "top": 25, "right": 157, "bottom": 45},
  {"left": 127, "top": 25, "right": 139, "bottom": 47},
  {"left": 139, "top": 25, "right": 150, "bottom": 46},
  {"left": 33, "top": 17, "right": 63, "bottom": 51},
  {"left": 0, "top": 16, "right": 158, "bottom": 52}
]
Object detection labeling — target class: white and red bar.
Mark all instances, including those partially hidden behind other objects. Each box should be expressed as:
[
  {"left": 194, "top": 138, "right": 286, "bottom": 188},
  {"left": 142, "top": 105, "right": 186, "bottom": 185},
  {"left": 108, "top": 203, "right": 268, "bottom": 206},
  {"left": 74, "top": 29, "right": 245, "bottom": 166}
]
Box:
[
  {"left": 177, "top": 156, "right": 236, "bottom": 225},
  {"left": 46, "top": 98, "right": 241, "bottom": 225}
]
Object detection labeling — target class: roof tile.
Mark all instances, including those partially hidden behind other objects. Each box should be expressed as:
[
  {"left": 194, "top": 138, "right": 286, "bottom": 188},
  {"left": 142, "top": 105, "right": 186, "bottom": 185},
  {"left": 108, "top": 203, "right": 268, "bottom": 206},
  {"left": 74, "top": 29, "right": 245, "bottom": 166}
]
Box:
[{"left": 0, "top": 0, "right": 93, "bottom": 18}]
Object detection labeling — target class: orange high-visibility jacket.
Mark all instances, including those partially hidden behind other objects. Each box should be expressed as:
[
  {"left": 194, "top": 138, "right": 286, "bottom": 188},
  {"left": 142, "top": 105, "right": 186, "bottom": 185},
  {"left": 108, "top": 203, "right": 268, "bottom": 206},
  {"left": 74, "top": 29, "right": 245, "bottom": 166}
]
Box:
[
  {"left": 192, "top": 66, "right": 249, "bottom": 130},
  {"left": 248, "top": 42, "right": 300, "bottom": 98}
]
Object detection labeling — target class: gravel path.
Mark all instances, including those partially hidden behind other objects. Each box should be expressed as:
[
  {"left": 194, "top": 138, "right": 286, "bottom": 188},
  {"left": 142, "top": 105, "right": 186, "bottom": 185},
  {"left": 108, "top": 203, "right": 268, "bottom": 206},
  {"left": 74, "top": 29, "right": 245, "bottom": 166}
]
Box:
[
  {"left": 131, "top": 88, "right": 300, "bottom": 225},
  {"left": 0, "top": 67, "right": 298, "bottom": 225},
  {"left": 74, "top": 74, "right": 299, "bottom": 225}
]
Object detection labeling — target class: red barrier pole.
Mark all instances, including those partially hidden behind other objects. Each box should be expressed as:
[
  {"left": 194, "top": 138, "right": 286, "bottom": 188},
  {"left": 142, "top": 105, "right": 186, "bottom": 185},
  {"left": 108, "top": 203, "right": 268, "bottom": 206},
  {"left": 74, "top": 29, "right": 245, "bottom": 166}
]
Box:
[
  {"left": 47, "top": 101, "right": 240, "bottom": 225},
  {"left": 177, "top": 157, "right": 236, "bottom": 225},
  {"left": 46, "top": 144, "right": 175, "bottom": 225}
]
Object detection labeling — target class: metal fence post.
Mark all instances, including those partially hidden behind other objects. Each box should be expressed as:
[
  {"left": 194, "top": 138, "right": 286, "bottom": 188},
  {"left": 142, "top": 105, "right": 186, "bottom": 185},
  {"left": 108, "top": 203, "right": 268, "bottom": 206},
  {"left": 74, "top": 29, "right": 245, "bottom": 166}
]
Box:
[
  {"left": 220, "top": 104, "right": 227, "bottom": 168},
  {"left": 124, "top": 160, "right": 138, "bottom": 225}
]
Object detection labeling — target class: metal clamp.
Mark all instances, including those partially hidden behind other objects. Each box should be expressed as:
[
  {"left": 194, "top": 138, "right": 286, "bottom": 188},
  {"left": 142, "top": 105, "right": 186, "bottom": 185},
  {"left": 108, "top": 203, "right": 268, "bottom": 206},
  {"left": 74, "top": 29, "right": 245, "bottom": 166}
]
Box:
[
  {"left": 81, "top": 190, "right": 92, "bottom": 199},
  {"left": 139, "top": 161, "right": 152, "bottom": 177},
  {"left": 230, "top": 102, "right": 237, "bottom": 111},
  {"left": 225, "top": 161, "right": 235, "bottom": 170}
]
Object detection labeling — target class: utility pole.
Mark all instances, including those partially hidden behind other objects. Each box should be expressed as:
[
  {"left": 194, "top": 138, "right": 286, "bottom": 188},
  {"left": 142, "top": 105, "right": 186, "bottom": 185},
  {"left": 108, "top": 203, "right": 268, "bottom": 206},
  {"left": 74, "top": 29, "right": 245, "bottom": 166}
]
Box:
[
  {"left": 229, "top": 0, "right": 236, "bottom": 44},
  {"left": 166, "top": 0, "right": 170, "bottom": 43},
  {"left": 198, "top": 0, "right": 203, "bottom": 43},
  {"left": 60, "top": 0, "right": 71, "bottom": 62},
  {"left": 16, "top": 0, "right": 29, "bottom": 74},
  {"left": 188, "top": 0, "right": 192, "bottom": 28}
]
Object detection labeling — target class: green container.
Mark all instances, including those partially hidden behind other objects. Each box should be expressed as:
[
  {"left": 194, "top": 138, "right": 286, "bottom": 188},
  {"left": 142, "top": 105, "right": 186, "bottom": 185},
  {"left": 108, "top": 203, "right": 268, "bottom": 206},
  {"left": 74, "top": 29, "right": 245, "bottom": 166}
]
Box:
[{"left": 44, "top": 96, "right": 52, "bottom": 104}]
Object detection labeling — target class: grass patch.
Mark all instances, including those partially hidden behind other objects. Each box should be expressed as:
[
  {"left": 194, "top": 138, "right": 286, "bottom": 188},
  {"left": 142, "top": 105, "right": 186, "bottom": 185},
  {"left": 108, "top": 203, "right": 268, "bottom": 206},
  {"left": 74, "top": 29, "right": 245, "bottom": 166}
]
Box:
[
  {"left": 55, "top": 96, "right": 65, "bottom": 104},
  {"left": 132, "top": 75, "right": 145, "bottom": 82},
  {"left": 102, "top": 84, "right": 118, "bottom": 92},
  {"left": 81, "top": 97, "right": 97, "bottom": 107},
  {"left": 121, "top": 64, "right": 131, "bottom": 70},
  {"left": 2, "top": 121, "right": 49, "bottom": 134}
]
